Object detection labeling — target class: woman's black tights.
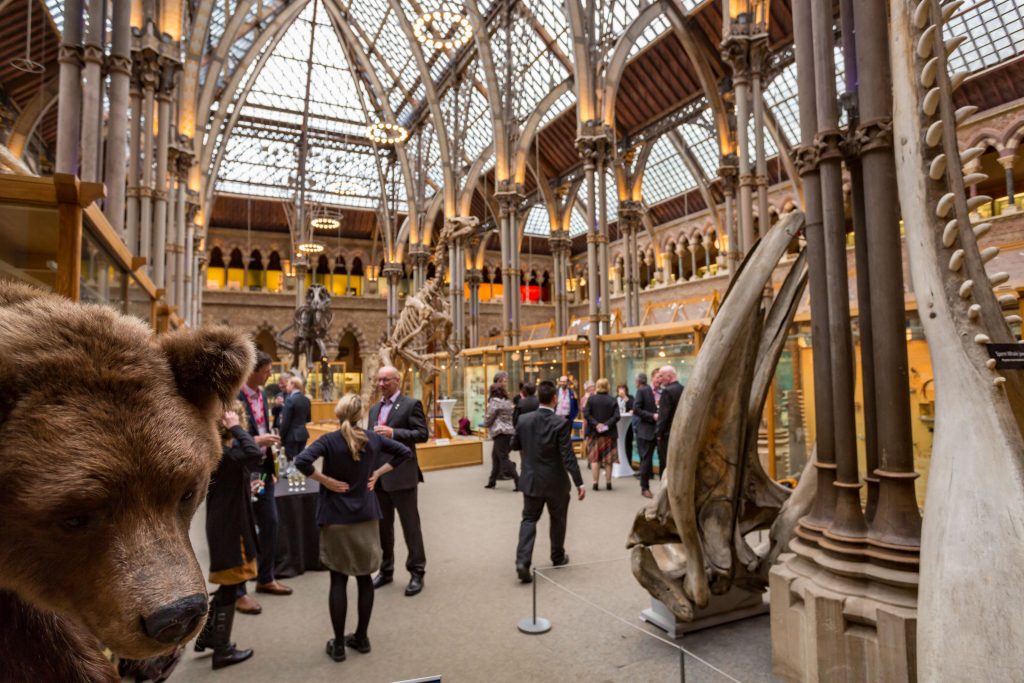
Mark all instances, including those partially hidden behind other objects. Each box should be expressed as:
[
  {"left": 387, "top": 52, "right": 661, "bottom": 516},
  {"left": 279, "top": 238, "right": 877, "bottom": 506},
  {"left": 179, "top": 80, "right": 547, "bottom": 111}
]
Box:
[{"left": 328, "top": 571, "right": 374, "bottom": 641}]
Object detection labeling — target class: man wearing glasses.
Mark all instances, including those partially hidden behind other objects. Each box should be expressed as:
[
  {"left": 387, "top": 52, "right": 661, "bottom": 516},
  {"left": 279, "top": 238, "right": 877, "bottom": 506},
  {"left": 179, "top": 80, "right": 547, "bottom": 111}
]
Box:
[{"left": 367, "top": 366, "right": 429, "bottom": 596}]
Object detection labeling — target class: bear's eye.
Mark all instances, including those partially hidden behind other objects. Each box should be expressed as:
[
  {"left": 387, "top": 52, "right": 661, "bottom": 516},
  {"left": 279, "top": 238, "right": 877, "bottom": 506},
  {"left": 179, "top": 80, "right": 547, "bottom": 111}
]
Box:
[
  {"left": 181, "top": 489, "right": 195, "bottom": 503},
  {"left": 63, "top": 515, "right": 91, "bottom": 530}
]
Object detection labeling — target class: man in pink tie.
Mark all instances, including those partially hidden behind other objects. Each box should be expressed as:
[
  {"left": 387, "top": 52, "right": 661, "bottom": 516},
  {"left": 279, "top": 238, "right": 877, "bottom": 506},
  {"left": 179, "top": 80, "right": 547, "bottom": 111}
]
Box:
[{"left": 367, "top": 366, "right": 429, "bottom": 596}]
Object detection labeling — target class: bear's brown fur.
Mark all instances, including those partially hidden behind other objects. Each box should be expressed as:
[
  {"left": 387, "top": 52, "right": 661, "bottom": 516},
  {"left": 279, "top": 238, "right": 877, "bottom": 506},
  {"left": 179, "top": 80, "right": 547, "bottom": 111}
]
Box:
[{"left": 0, "top": 281, "right": 254, "bottom": 681}]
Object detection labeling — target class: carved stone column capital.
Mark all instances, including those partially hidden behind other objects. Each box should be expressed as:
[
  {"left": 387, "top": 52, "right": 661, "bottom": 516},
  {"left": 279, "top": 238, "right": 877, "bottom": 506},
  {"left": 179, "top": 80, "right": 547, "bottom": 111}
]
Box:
[
  {"left": 108, "top": 53, "right": 132, "bottom": 76},
  {"left": 58, "top": 44, "right": 84, "bottom": 67},
  {"left": 814, "top": 128, "right": 845, "bottom": 162},
  {"left": 793, "top": 143, "right": 820, "bottom": 176},
  {"left": 82, "top": 43, "right": 104, "bottom": 66},
  {"left": 854, "top": 117, "right": 894, "bottom": 155}
]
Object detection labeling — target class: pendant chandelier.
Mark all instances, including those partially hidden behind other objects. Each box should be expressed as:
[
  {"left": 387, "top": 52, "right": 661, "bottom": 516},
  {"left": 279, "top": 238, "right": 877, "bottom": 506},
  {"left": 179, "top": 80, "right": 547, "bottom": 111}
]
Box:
[{"left": 413, "top": 9, "right": 472, "bottom": 51}]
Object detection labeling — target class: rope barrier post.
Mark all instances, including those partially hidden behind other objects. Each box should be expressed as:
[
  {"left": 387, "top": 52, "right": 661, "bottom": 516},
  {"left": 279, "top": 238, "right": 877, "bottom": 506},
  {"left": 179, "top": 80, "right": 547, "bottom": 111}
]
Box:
[
  {"left": 679, "top": 646, "right": 686, "bottom": 683},
  {"left": 516, "top": 568, "right": 551, "bottom": 634}
]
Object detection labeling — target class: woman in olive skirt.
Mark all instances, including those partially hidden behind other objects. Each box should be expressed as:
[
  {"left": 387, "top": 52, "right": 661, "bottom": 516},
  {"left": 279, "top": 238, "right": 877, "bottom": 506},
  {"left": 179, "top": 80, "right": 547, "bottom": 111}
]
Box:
[
  {"left": 294, "top": 393, "right": 411, "bottom": 662},
  {"left": 195, "top": 404, "right": 261, "bottom": 670}
]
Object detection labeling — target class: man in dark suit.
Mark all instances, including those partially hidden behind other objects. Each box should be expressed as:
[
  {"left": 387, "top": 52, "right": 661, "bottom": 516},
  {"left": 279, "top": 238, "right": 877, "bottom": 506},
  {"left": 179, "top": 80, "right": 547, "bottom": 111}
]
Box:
[
  {"left": 632, "top": 372, "right": 658, "bottom": 498},
  {"left": 512, "top": 382, "right": 539, "bottom": 427},
  {"left": 237, "top": 352, "right": 289, "bottom": 615},
  {"left": 510, "top": 380, "right": 586, "bottom": 582},
  {"left": 655, "top": 365, "right": 684, "bottom": 479},
  {"left": 368, "top": 365, "right": 429, "bottom": 596},
  {"left": 278, "top": 376, "right": 311, "bottom": 459}
]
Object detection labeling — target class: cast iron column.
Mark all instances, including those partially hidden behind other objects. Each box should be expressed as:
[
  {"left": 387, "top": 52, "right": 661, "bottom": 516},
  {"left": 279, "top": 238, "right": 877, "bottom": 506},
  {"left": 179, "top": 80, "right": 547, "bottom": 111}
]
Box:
[
  {"left": 126, "top": 65, "right": 142, "bottom": 253},
  {"left": 719, "top": 157, "right": 740, "bottom": 275},
  {"left": 598, "top": 148, "right": 611, "bottom": 334},
  {"left": 104, "top": 0, "right": 132, "bottom": 235},
  {"left": 583, "top": 145, "right": 600, "bottom": 380},
  {"left": 80, "top": 0, "right": 105, "bottom": 181},
  {"left": 813, "top": 0, "right": 868, "bottom": 548},
  {"left": 853, "top": 0, "right": 921, "bottom": 557},
  {"left": 793, "top": 0, "right": 837, "bottom": 539},
  {"left": 56, "top": 0, "right": 84, "bottom": 174},
  {"left": 139, "top": 56, "right": 157, "bottom": 272},
  {"left": 152, "top": 63, "right": 174, "bottom": 289}
]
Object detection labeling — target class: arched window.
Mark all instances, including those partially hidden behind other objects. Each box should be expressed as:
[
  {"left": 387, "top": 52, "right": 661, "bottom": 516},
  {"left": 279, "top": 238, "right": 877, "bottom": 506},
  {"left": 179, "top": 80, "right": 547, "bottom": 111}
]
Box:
[
  {"left": 267, "top": 251, "right": 282, "bottom": 271},
  {"left": 209, "top": 247, "right": 225, "bottom": 268},
  {"left": 350, "top": 257, "right": 364, "bottom": 276},
  {"left": 333, "top": 256, "right": 347, "bottom": 275},
  {"left": 266, "top": 251, "right": 283, "bottom": 292},
  {"left": 228, "top": 248, "right": 245, "bottom": 269}
]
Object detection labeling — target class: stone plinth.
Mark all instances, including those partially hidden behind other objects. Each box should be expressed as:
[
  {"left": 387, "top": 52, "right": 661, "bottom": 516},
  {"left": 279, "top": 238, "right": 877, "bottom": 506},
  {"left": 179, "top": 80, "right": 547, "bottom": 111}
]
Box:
[{"left": 770, "top": 538, "right": 917, "bottom": 683}]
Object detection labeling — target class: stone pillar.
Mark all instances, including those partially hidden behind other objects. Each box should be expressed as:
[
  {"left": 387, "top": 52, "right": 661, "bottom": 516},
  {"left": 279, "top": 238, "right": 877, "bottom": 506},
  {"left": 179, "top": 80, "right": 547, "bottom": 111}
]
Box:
[
  {"left": 383, "top": 262, "right": 403, "bottom": 336},
  {"left": 719, "top": 158, "right": 740, "bottom": 275},
  {"left": 104, "top": 0, "right": 133, "bottom": 236},
  {"left": 676, "top": 242, "right": 687, "bottom": 284},
  {"left": 598, "top": 153, "right": 610, "bottom": 335},
  {"left": 510, "top": 210, "right": 521, "bottom": 345},
  {"left": 408, "top": 244, "right": 428, "bottom": 295},
  {"left": 152, "top": 61, "right": 175, "bottom": 289},
  {"left": 1000, "top": 155, "right": 1017, "bottom": 212},
  {"left": 56, "top": 0, "right": 84, "bottom": 174},
  {"left": 689, "top": 244, "right": 698, "bottom": 281},
  {"left": 751, "top": 41, "right": 770, "bottom": 239},
  {"left": 126, "top": 67, "right": 142, "bottom": 253},
  {"left": 723, "top": 41, "right": 753, "bottom": 257},
  {"left": 619, "top": 217, "right": 634, "bottom": 326},
  {"left": 138, "top": 55, "right": 158, "bottom": 272},
  {"left": 467, "top": 267, "right": 482, "bottom": 348},
  {"left": 80, "top": 0, "right": 105, "bottom": 181}
]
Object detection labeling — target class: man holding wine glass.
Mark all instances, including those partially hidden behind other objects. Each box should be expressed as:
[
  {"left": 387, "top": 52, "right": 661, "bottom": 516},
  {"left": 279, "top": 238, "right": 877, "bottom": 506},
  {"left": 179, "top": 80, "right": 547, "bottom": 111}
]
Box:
[{"left": 237, "top": 352, "right": 291, "bottom": 615}]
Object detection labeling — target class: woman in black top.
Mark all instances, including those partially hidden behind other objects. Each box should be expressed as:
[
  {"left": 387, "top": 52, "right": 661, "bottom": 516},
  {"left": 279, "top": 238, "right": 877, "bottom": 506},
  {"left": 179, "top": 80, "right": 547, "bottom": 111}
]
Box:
[
  {"left": 194, "top": 404, "right": 260, "bottom": 670},
  {"left": 294, "top": 393, "right": 411, "bottom": 663},
  {"left": 583, "top": 378, "right": 621, "bottom": 491}
]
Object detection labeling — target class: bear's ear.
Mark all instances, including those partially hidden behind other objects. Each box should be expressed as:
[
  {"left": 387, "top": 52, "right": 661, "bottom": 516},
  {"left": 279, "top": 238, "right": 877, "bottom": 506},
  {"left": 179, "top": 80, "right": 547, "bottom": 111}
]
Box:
[{"left": 158, "top": 327, "right": 255, "bottom": 416}]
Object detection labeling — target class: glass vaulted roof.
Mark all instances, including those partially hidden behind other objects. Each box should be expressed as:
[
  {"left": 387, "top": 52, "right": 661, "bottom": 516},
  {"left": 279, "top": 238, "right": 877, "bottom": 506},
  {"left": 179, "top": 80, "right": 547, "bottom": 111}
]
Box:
[{"left": 215, "top": 0, "right": 404, "bottom": 211}]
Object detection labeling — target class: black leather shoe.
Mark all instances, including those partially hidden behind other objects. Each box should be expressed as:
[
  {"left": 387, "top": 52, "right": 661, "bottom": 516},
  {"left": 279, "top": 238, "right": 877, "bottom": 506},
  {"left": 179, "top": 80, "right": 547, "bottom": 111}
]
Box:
[
  {"left": 372, "top": 573, "right": 393, "bottom": 589},
  {"left": 403, "top": 573, "right": 423, "bottom": 593},
  {"left": 405, "top": 575, "right": 424, "bottom": 596},
  {"left": 212, "top": 644, "right": 253, "bottom": 670},
  {"left": 516, "top": 565, "right": 532, "bottom": 583},
  {"left": 345, "top": 634, "right": 371, "bottom": 654},
  {"left": 553, "top": 554, "right": 570, "bottom": 567},
  {"left": 325, "top": 639, "right": 346, "bottom": 663},
  {"left": 484, "top": 482, "right": 496, "bottom": 488}
]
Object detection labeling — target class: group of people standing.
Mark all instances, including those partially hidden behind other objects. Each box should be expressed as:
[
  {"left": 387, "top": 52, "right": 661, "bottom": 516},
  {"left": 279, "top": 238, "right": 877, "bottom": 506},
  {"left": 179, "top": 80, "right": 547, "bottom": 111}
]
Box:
[{"left": 201, "top": 356, "right": 430, "bottom": 670}]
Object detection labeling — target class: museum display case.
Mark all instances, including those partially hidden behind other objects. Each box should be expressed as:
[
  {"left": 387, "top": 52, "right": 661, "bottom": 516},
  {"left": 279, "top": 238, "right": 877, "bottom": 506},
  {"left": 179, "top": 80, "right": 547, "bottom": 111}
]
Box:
[
  {"left": 0, "top": 174, "right": 162, "bottom": 327},
  {"left": 506, "top": 336, "right": 591, "bottom": 391}
]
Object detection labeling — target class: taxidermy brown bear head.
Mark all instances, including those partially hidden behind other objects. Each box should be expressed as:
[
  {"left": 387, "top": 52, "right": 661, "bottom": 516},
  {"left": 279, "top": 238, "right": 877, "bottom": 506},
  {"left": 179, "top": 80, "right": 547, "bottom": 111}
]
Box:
[{"left": 0, "top": 282, "right": 254, "bottom": 658}]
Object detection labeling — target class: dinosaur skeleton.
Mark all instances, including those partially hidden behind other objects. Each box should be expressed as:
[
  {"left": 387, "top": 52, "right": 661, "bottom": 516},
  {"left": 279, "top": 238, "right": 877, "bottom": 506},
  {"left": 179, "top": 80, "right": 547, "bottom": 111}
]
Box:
[
  {"left": 276, "top": 283, "right": 334, "bottom": 377},
  {"left": 889, "top": 1, "right": 1024, "bottom": 678},
  {"left": 362, "top": 217, "right": 479, "bottom": 401},
  {"left": 627, "top": 211, "right": 811, "bottom": 620}
]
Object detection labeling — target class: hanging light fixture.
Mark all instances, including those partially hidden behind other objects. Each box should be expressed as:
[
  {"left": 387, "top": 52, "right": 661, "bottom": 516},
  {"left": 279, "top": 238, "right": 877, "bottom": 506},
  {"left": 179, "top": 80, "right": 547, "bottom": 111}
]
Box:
[
  {"left": 10, "top": 0, "right": 44, "bottom": 73},
  {"left": 367, "top": 122, "right": 409, "bottom": 145},
  {"left": 297, "top": 240, "right": 326, "bottom": 254},
  {"left": 413, "top": 10, "right": 472, "bottom": 51},
  {"left": 311, "top": 217, "right": 341, "bottom": 231}
]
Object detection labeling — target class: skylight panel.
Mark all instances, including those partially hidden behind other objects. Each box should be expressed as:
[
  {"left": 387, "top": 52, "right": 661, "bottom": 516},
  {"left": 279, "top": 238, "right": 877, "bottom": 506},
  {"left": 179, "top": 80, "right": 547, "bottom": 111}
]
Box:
[
  {"left": 764, "top": 63, "right": 801, "bottom": 144},
  {"left": 678, "top": 107, "right": 720, "bottom": 178},
  {"left": 944, "top": 0, "right": 1023, "bottom": 74},
  {"left": 643, "top": 136, "right": 695, "bottom": 205},
  {"left": 629, "top": 13, "right": 670, "bottom": 57},
  {"left": 523, "top": 0, "right": 573, "bottom": 59},
  {"left": 524, "top": 205, "right": 551, "bottom": 237},
  {"left": 569, "top": 204, "right": 588, "bottom": 237},
  {"left": 44, "top": 0, "right": 63, "bottom": 33},
  {"left": 539, "top": 88, "right": 576, "bottom": 127}
]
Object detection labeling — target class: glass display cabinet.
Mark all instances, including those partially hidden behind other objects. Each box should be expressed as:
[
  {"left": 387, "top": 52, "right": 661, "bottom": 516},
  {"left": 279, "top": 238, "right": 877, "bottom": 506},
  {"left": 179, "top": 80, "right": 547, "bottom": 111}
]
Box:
[
  {"left": 507, "top": 336, "right": 591, "bottom": 391},
  {"left": 0, "top": 174, "right": 162, "bottom": 327}
]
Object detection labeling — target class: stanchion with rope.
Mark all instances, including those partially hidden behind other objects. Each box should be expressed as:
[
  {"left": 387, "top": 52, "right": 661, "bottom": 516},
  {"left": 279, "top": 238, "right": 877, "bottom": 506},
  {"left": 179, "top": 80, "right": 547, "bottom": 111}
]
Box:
[
  {"left": 516, "top": 568, "right": 551, "bottom": 634},
  {"left": 516, "top": 558, "right": 745, "bottom": 683}
]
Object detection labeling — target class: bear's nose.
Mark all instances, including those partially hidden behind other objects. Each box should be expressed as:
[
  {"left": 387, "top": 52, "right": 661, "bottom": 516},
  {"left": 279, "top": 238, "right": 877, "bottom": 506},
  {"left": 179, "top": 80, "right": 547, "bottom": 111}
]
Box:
[{"left": 142, "top": 594, "right": 207, "bottom": 644}]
